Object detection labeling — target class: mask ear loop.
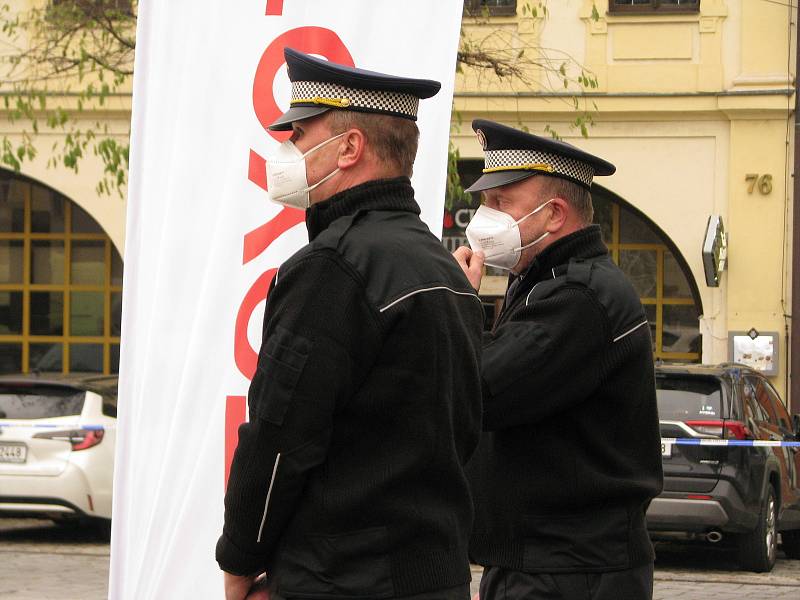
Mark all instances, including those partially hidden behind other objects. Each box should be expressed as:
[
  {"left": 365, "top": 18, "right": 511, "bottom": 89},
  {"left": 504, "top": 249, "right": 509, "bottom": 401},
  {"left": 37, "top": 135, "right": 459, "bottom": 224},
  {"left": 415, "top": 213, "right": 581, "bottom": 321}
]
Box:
[
  {"left": 514, "top": 198, "right": 554, "bottom": 226},
  {"left": 513, "top": 199, "right": 554, "bottom": 252},
  {"left": 301, "top": 131, "right": 348, "bottom": 158}
]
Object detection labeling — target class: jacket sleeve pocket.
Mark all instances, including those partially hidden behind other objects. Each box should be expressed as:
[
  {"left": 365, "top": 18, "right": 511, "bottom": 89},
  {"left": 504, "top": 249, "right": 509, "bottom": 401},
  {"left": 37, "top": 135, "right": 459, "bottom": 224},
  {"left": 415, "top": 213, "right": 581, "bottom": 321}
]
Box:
[{"left": 253, "top": 325, "right": 312, "bottom": 426}]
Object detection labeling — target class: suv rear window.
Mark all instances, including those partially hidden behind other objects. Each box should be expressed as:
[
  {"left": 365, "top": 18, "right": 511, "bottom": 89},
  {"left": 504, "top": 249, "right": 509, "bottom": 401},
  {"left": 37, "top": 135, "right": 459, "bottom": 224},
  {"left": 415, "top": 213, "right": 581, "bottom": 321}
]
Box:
[
  {"left": 0, "top": 385, "right": 85, "bottom": 419},
  {"left": 656, "top": 376, "right": 723, "bottom": 421}
]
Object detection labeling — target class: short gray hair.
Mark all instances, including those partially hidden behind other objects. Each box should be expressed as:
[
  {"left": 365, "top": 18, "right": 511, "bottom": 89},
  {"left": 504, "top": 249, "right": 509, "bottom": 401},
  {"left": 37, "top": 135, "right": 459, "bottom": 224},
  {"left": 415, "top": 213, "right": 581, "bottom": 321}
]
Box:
[
  {"left": 539, "top": 176, "right": 593, "bottom": 225},
  {"left": 326, "top": 111, "right": 420, "bottom": 178}
]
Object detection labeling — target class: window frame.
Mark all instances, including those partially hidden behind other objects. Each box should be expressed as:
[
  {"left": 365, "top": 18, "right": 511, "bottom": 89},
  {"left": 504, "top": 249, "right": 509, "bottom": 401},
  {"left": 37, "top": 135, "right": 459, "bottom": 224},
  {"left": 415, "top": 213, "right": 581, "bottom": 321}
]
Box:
[
  {"left": 608, "top": 0, "right": 700, "bottom": 15},
  {"left": 463, "top": 0, "right": 518, "bottom": 18},
  {"left": 0, "top": 174, "right": 122, "bottom": 375}
]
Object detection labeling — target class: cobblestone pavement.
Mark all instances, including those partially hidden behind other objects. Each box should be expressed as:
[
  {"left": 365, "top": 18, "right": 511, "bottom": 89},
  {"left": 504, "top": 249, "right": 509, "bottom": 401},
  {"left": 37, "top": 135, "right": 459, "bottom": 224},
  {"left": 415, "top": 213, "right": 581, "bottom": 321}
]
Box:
[
  {"left": 0, "top": 518, "right": 109, "bottom": 600},
  {"left": 2, "top": 519, "right": 799, "bottom": 599}
]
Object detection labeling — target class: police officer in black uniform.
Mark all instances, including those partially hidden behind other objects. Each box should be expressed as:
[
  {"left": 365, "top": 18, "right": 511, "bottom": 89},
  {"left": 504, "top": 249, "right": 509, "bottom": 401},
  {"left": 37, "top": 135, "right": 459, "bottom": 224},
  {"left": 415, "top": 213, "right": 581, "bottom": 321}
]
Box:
[
  {"left": 216, "top": 49, "right": 484, "bottom": 600},
  {"left": 454, "top": 120, "right": 663, "bottom": 600}
]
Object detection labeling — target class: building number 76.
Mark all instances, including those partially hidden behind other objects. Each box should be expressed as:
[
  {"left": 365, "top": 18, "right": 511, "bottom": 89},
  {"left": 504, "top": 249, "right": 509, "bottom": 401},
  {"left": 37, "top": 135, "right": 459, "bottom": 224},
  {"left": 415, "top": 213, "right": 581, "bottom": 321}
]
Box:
[{"left": 745, "top": 173, "right": 773, "bottom": 195}]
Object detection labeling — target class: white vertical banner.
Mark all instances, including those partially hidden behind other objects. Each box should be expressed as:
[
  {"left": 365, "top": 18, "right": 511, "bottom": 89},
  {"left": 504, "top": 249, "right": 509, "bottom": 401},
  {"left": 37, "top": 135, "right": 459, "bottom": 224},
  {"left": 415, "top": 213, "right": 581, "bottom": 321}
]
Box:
[{"left": 110, "top": 1, "right": 463, "bottom": 598}]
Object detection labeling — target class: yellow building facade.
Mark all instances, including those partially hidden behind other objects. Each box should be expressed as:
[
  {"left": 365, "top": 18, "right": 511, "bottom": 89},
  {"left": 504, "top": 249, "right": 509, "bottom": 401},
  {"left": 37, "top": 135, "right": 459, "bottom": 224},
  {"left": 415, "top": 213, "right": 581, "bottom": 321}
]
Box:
[
  {"left": 452, "top": 0, "right": 796, "bottom": 403},
  {"left": 0, "top": 1, "right": 796, "bottom": 405}
]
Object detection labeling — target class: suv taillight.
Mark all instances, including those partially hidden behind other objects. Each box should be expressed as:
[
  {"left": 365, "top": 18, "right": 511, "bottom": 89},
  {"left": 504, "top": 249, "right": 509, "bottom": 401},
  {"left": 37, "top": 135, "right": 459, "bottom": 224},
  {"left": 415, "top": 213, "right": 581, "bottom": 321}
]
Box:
[
  {"left": 685, "top": 420, "right": 752, "bottom": 440},
  {"left": 33, "top": 427, "right": 105, "bottom": 451}
]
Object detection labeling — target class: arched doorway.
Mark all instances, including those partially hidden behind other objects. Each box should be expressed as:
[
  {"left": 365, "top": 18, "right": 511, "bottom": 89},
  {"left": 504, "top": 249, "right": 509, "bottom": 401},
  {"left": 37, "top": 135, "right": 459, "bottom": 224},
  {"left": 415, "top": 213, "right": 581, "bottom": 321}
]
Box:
[
  {"left": 0, "top": 169, "right": 122, "bottom": 375},
  {"left": 444, "top": 160, "right": 703, "bottom": 363}
]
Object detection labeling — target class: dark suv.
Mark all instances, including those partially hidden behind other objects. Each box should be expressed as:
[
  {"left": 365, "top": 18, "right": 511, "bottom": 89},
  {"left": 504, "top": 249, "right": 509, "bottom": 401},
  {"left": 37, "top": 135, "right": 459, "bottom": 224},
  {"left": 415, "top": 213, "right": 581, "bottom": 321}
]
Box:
[{"left": 646, "top": 363, "right": 800, "bottom": 572}]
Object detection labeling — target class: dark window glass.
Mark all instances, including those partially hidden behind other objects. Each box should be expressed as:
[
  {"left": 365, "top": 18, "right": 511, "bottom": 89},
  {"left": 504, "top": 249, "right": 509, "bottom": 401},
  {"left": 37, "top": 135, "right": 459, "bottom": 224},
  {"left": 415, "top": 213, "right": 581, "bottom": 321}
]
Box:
[
  {"left": 110, "top": 344, "right": 120, "bottom": 374},
  {"left": 111, "top": 292, "right": 122, "bottom": 336},
  {"left": 71, "top": 203, "right": 104, "bottom": 234},
  {"left": 0, "top": 292, "right": 23, "bottom": 335},
  {"left": 70, "top": 292, "right": 104, "bottom": 336},
  {"left": 49, "top": 0, "right": 134, "bottom": 17},
  {"left": 31, "top": 186, "right": 65, "bottom": 233},
  {"left": 663, "top": 251, "right": 693, "bottom": 299},
  {"left": 29, "top": 343, "right": 63, "bottom": 372},
  {"left": 619, "top": 250, "right": 657, "bottom": 297},
  {"left": 656, "top": 376, "right": 722, "bottom": 420},
  {"left": 662, "top": 304, "right": 701, "bottom": 353},
  {"left": 610, "top": 0, "right": 699, "bottom": 13},
  {"left": 0, "top": 241, "right": 24, "bottom": 284},
  {"left": 71, "top": 241, "right": 105, "bottom": 285},
  {"left": 69, "top": 343, "right": 103, "bottom": 372},
  {"left": 0, "top": 385, "right": 84, "bottom": 419},
  {"left": 619, "top": 207, "right": 661, "bottom": 244},
  {"left": 0, "top": 179, "right": 25, "bottom": 232},
  {"left": 30, "top": 292, "right": 64, "bottom": 336},
  {"left": 464, "top": 0, "right": 516, "bottom": 16},
  {"left": 0, "top": 344, "right": 22, "bottom": 374},
  {"left": 592, "top": 195, "right": 613, "bottom": 244},
  {"left": 111, "top": 250, "right": 123, "bottom": 286},
  {"left": 31, "top": 241, "right": 65, "bottom": 284}
]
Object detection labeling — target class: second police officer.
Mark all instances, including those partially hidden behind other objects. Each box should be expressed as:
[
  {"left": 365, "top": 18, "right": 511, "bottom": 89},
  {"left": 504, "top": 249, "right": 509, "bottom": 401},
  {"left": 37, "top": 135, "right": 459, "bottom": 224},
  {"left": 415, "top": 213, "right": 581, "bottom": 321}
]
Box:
[{"left": 454, "top": 119, "right": 664, "bottom": 600}]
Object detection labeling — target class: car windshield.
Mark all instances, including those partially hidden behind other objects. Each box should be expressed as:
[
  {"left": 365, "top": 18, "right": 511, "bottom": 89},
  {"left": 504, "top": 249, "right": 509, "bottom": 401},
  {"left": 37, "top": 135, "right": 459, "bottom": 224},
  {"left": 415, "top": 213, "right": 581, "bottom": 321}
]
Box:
[
  {"left": 656, "top": 376, "right": 723, "bottom": 421},
  {"left": 0, "top": 385, "right": 85, "bottom": 419}
]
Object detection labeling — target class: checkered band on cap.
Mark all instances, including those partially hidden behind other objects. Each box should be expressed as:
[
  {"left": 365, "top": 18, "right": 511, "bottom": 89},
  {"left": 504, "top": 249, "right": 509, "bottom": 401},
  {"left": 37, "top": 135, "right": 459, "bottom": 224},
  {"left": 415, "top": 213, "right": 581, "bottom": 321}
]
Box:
[
  {"left": 484, "top": 149, "right": 595, "bottom": 187},
  {"left": 290, "top": 81, "right": 420, "bottom": 119}
]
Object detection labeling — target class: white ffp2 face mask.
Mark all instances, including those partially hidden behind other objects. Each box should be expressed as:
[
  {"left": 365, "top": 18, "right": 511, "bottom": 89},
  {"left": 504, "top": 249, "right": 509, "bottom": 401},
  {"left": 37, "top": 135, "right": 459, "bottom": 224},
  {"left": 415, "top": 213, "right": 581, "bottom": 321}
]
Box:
[
  {"left": 465, "top": 200, "right": 553, "bottom": 270},
  {"left": 266, "top": 132, "right": 347, "bottom": 209}
]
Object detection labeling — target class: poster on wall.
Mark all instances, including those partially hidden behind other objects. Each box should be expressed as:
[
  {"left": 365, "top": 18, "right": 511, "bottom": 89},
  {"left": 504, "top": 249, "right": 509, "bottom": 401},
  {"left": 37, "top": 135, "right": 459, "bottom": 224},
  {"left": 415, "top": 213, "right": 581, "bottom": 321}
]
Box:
[
  {"left": 110, "top": 1, "right": 463, "bottom": 598},
  {"left": 730, "top": 331, "right": 779, "bottom": 376}
]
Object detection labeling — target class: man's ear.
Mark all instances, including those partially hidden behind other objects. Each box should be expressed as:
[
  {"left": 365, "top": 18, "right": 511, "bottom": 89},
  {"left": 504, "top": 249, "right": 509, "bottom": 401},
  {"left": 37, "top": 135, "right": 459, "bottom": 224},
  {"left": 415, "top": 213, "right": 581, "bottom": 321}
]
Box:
[
  {"left": 546, "top": 197, "right": 569, "bottom": 232},
  {"left": 337, "top": 129, "right": 365, "bottom": 170}
]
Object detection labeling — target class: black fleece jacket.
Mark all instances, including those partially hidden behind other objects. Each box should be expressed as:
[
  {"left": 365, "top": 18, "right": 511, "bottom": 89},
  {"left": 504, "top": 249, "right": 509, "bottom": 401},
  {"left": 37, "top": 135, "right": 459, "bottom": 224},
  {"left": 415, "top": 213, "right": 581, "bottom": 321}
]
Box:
[
  {"left": 467, "top": 225, "right": 664, "bottom": 573},
  {"left": 217, "top": 178, "right": 484, "bottom": 599}
]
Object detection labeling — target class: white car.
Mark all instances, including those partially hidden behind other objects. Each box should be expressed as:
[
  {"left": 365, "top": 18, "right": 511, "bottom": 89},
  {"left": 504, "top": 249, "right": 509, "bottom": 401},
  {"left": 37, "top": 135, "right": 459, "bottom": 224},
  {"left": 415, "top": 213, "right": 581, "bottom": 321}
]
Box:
[{"left": 0, "top": 374, "right": 117, "bottom": 532}]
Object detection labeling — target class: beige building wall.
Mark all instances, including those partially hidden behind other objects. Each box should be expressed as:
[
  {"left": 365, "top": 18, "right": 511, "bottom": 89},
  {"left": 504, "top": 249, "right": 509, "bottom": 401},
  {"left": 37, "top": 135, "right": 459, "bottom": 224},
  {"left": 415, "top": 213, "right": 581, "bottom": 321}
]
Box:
[
  {"left": 455, "top": 0, "right": 795, "bottom": 398},
  {"left": 0, "top": 0, "right": 132, "bottom": 254}
]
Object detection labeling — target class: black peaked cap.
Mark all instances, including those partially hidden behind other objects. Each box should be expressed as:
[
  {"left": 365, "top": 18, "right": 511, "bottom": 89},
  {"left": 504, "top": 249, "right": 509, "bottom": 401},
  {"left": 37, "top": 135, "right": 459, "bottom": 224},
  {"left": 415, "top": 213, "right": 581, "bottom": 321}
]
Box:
[
  {"left": 269, "top": 48, "right": 441, "bottom": 131},
  {"left": 465, "top": 119, "right": 616, "bottom": 192}
]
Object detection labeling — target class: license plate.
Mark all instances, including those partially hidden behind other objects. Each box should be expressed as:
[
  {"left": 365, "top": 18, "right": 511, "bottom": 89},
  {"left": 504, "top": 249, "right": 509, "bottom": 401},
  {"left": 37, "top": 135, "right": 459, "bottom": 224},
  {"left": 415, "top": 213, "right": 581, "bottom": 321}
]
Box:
[
  {"left": 0, "top": 443, "right": 27, "bottom": 463},
  {"left": 661, "top": 441, "right": 672, "bottom": 458}
]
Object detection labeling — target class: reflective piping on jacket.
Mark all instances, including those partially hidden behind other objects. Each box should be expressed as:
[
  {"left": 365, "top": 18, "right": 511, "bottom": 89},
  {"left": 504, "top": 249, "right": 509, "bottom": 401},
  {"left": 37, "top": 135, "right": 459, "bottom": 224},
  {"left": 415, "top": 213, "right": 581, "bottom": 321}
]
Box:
[
  {"left": 613, "top": 320, "right": 648, "bottom": 343},
  {"left": 256, "top": 453, "right": 281, "bottom": 543},
  {"left": 524, "top": 268, "right": 559, "bottom": 306},
  {"left": 379, "top": 286, "right": 480, "bottom": 313}
]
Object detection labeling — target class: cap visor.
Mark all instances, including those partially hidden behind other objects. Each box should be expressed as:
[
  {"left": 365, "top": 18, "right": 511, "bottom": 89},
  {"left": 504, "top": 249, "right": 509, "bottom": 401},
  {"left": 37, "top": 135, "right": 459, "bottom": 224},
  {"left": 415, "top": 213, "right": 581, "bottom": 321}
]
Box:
[
  {"left": 464, "top": 170, "right": 538, "bottom": 193},
  {"left": 268, "top": 106, "right": 332, "bottom": 131}
]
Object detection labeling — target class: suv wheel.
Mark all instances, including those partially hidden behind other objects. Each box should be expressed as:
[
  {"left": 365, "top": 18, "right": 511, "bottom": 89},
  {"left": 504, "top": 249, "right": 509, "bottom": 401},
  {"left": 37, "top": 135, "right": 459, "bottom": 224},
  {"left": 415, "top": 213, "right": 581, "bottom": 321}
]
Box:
[
  {"left": 737, "top": 485, "right": 778, "bottom": 572},
  {"left": 782, "top": 529, "right": 800, "bottom": 559}
]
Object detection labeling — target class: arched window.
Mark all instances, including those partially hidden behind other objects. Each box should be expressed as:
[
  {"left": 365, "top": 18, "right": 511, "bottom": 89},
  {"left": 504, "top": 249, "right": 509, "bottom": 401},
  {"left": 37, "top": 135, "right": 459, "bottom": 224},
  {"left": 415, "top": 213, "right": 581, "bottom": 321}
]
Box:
[
  {"left": 592, "top": 186, "right": 702, "bottom": 362},
  {"left": 445, "top": 160, "right": 702, "bottom": 362},
  {"left": 0, "top": 170, "right": 122, "bottom": 374}
]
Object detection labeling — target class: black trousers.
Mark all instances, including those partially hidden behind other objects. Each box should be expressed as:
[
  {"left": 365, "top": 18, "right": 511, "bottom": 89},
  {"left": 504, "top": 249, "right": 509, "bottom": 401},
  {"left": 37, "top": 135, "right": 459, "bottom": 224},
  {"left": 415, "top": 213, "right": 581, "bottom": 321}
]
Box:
[
  {"left": 478, "top": 563, "right": 654, "bottom": 600},
  {"left": 270, "top": 583, "right": 470, "bottom": 600}
]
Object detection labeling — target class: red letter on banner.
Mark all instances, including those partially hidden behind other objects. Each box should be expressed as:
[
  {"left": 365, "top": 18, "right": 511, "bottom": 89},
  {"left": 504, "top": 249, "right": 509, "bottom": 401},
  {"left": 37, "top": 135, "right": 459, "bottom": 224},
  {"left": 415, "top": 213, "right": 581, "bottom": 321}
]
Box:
[
  {"left": 265, "top": 0, "right": 284, "bottom": 16},
  {"left": 248, "top": 27, "right": 354, "bottom": 189},
  {"left": 225, "top": 396, "right": 247, "bottom": 489},
  {"left": 234, "top": 268, "right": 277, "bottom": 380}
]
